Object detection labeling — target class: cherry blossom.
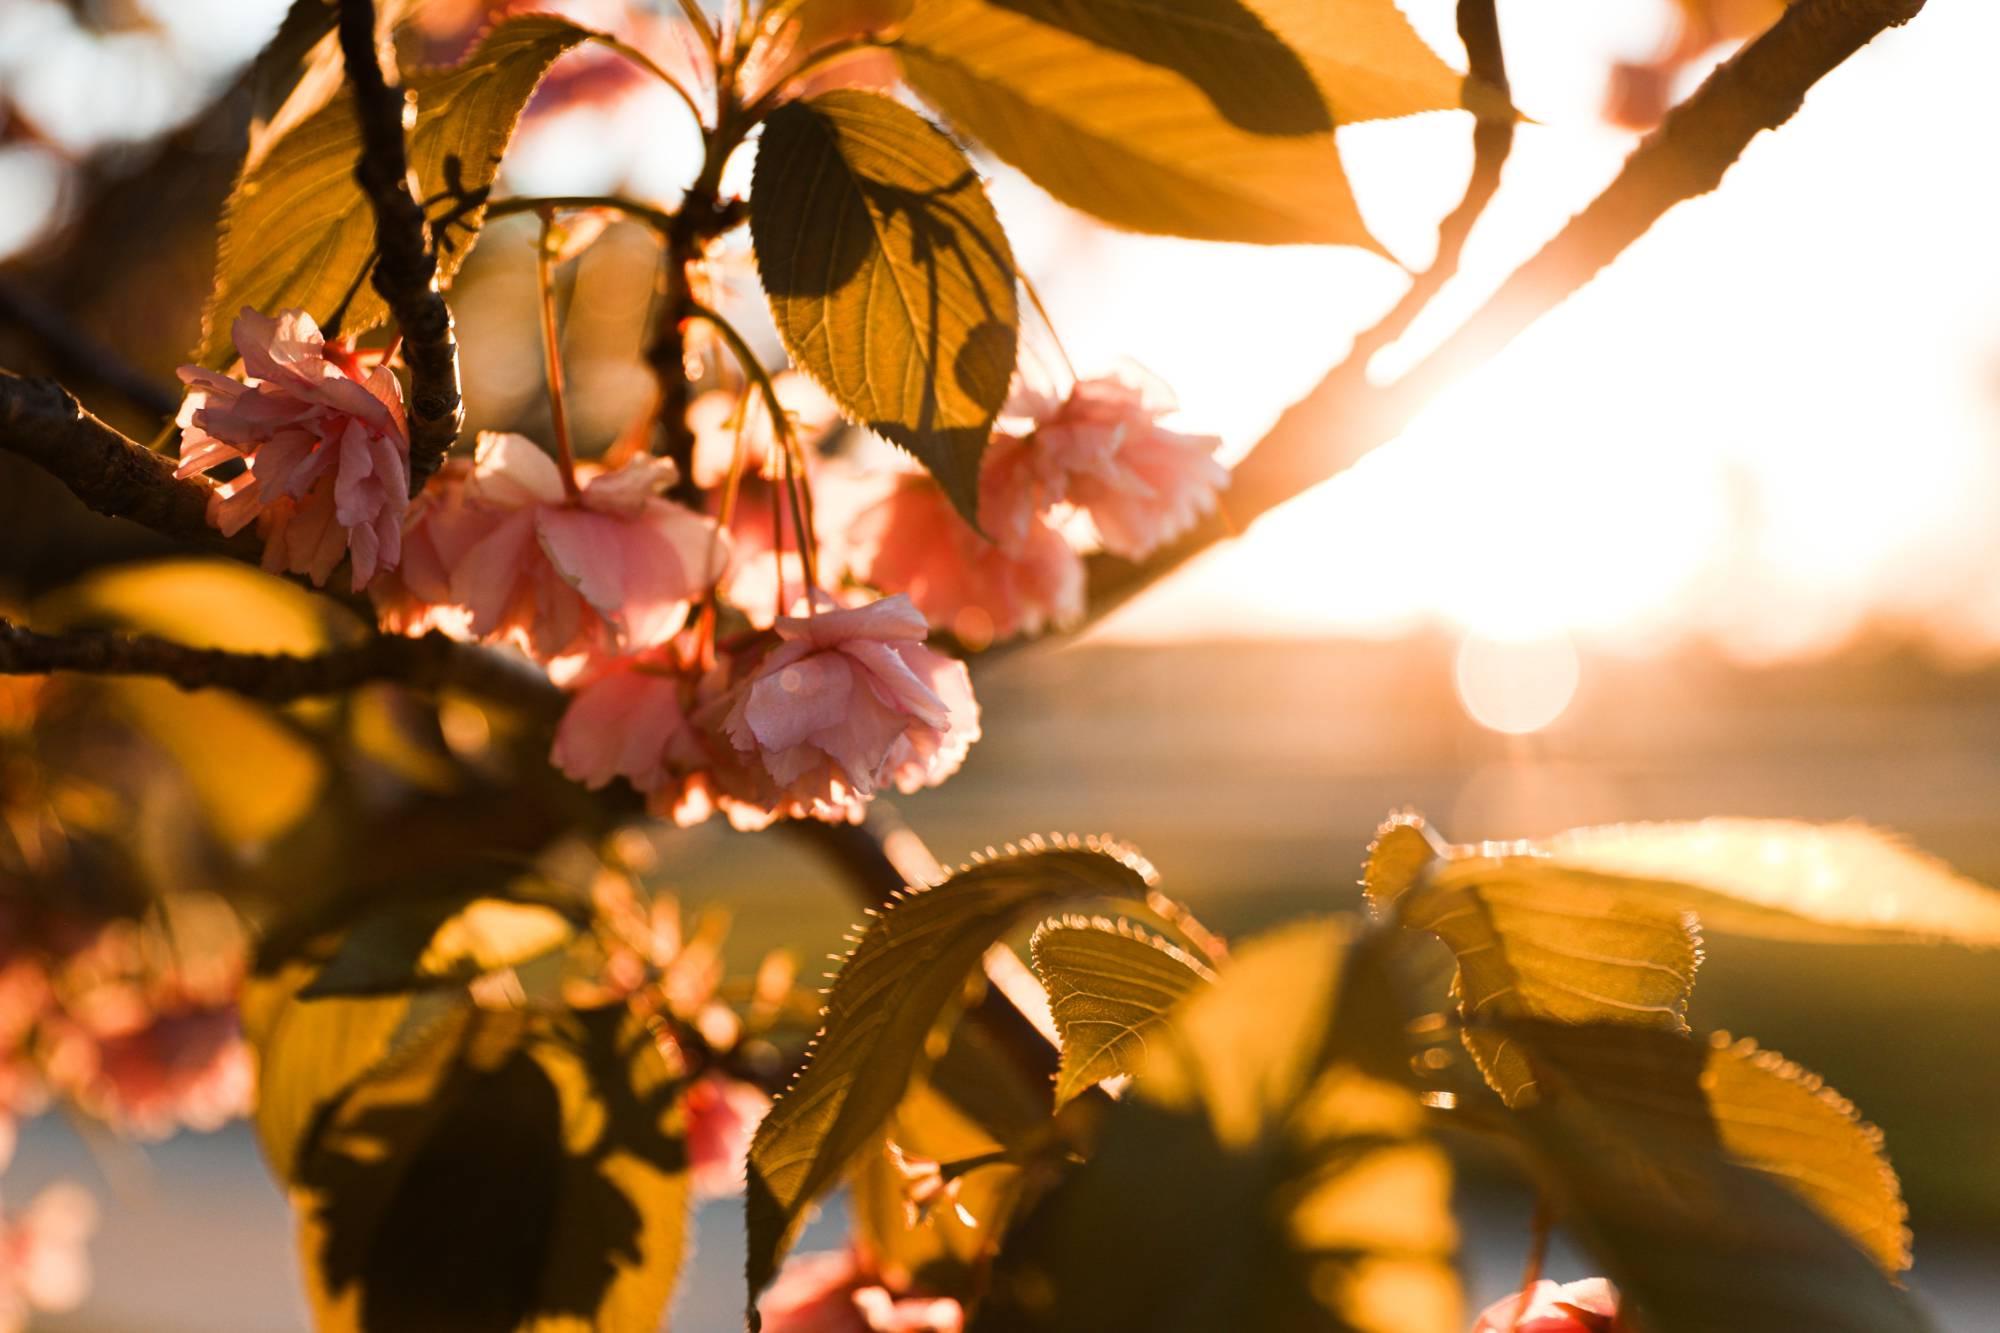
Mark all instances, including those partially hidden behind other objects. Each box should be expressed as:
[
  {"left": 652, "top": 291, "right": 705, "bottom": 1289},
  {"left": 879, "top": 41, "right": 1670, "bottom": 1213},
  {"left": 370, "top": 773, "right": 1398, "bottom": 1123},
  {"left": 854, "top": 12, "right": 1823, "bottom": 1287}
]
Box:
[
  {"left": 836, "top": 472, "right": 1083, "bottom": 648},
  {"left": 551, "top": 641, "right": 735, "bottom": 827},
  {"left": 721, "top": 596, "right": 979, "bottom": 823},
  {"left": 759, "top": 1250, "right": 963, "bottom": 1333},
  {"left": 683, "top": 1072, "right": 770, "bottom": 1200},
  {"left": 0, "top": 1181, "right": 96, "bottom": 1333},
  {"left": 1472, "top": 1278, "right": 1627, "bottom": 1333},
  {"left": 373, "top": 433, "right": 728, "bottom": 681},
  {"left": 175, "top": 307, "right": 410, "bottom": 589},
  {"left": 1003, "top": 369, "right": 1226, "bottom": 562}
]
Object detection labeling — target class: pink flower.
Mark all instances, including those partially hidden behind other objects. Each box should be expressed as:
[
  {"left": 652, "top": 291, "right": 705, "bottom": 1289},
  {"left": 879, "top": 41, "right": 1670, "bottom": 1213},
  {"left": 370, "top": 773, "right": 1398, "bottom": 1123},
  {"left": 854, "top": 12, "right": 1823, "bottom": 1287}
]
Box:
[
  {"left": 0, "top": 1181, "right": 97, "bottom": 1333},
  {"left": 722, "top": 596, "right": 979, "bottom": 823},
  {"left": 374, "top": 433, "right": 728, "bottom": 680},
  {"left": 63, "top": 1003, "right": 252, "bottom": 1141},
  {"left": 684, "top": 1072, "right": 770, "bottom": 1200},
  {"left": 551, "top": 642, "right": 734, "bottom": 827},
  {"left": 837, "top": 473, "right": 1083, "bottom": 648},
  {"left": 760, "top": 1250, "right": 963, "bottom": 1333},
  {"left": 1004, "top": 369, "right": 1226, "bottom": 561},
  {"left": 1472, "top": 1279, "right": 1626, "bottom": 1333},
  {"left": 176, "top": 307, "right": 410, "bottom": 589}
]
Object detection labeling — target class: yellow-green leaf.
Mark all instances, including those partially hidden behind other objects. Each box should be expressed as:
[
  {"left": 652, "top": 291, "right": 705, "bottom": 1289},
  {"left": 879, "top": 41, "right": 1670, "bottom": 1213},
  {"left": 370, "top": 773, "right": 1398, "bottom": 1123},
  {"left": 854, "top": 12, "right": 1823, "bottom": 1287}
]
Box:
[
  {"left": 1501, "top": 1022, "right": 1927, "bottom": 1331},
  {"left": 751, "top": 90, "right": 1019, "bottom": 522},
  {"left": 301, "top": 896, "right": 577, "bottom": 998},
  {"left": 744, "top": 836, "right": 1156, "bottom": 1322},
  {"left": 294, "top": 1004, "right": 692, "bottom": 1333},
  {"left": 1439, "top": 819, "right": 2000, "bottom": 946},
  {"left": 1031, "top": 915, "right": 1214, "bottom": 1107},
  {"left": 897, "top": 0, "right": 1380, "bottom": 247},
  {"left": 197, "top": 15, "right": 595, "bottom": 368},
  {"left": 975, "top": 921, "right": 1460, "bottom": 1333}
]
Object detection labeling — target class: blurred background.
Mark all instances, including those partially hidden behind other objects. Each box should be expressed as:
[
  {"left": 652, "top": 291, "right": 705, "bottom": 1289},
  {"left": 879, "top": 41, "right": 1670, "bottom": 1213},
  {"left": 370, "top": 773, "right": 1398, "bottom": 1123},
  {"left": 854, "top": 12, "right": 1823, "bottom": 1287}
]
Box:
[{"left": 3, "top": 0, "right": 2000, "bottom": 1327}]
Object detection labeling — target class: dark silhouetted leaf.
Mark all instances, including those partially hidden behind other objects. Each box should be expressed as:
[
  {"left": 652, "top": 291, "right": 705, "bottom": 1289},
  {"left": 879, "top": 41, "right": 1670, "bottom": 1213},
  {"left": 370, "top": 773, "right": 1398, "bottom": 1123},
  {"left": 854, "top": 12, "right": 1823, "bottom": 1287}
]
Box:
[
  {"left": 744, "top": 836, "right": 1156, "bottom": 1323},
  {"left": 976, "top": 921, "right": 1459, "bottom": 1332},
  {"left": 295, "top": 1004, "right": 692, "bottom": 1332},
  {"left": 199, "top": 15, "right": 596, "bottom": 367},
  {"left": 1502, "top": 1022, "right": 1928, "bottom": 1331},
  {"left": 752, "top": 90, "right": 1019, "bottom": 522},
  {"left": 897, "top": 0, "right": 1380, "bottom": 246},
  {"left": 1030, "top": 915, "right": 1214, "bottom": 1107}
]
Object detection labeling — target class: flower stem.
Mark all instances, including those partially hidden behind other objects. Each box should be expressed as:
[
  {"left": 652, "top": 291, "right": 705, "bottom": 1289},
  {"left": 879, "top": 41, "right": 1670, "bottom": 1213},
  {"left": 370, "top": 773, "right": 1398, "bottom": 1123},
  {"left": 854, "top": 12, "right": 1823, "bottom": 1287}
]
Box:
[
  {"left": 1509, "top": 1191, "right": 1556, "bottom": 1333},
  {"left": 535, "top": 214, "right": 582, "bottom": 502},
  {"left": 594, "top": 33, "right": 710, "bottom": 131}
]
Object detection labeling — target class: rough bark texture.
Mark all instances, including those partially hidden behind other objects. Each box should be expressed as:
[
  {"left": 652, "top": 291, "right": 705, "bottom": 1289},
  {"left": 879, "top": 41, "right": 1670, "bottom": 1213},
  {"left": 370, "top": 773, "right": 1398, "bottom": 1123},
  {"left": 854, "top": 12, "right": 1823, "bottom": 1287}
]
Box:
[{"left": 337, "top": 0, "right": 463, "bottom": 492}]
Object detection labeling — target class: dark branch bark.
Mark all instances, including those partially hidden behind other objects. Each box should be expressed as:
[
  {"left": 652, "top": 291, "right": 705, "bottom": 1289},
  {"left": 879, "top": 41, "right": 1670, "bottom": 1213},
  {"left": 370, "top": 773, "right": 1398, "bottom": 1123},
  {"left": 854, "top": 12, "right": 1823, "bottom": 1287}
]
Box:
[
  {"left": 336, "top": 0, "right": 463, "bottom": 493},
  {"left": 0, "top": 370, "right": 257, "bottom": 560},
  {"left": 1082, "top": 0, "right": 1925, "bottom": 614},
  {"left": 0, "top": 617, "right": 562, "bottom": 715}
]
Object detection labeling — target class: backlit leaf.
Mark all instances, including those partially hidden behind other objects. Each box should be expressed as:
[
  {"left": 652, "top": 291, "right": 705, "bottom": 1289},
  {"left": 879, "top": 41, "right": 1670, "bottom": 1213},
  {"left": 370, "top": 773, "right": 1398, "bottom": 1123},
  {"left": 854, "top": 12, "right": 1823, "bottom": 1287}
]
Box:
[
  {"left": 1501, "top": 1022, "right": 1928, "bottom": 1331},
  {"left": 1244, "top": 0, "right": 1502, "bottom": 123},
  {"left": 751, "top": 90, "right": 1019, "bottom": 522},
  {"left": 1030, "top": 915, "right": 1214, "bottom": 1107},
  {"left": 295, "top": 1004, "right": 692, "bottom": 1333},
  {"left": 744, "top": 836, "right": 1156, "bottom": 1322},
  {"left": 198, "top": 15, "right": 595, "bottom": 368},
  {"left": 1361, "top": 810, "right": 1438, "bottom": 907},
  {"left": 975, "top": 921, "right": 1459, "bottom": 1333},
  {"left": 1439, "top": 820, "right": 2000, "bottom": 946},
  {"left": 896, "top": 0, "right": 1380, "bottom": 247},
  {"left": 301, "top": 896, "right": 577, "bottom": 998}
]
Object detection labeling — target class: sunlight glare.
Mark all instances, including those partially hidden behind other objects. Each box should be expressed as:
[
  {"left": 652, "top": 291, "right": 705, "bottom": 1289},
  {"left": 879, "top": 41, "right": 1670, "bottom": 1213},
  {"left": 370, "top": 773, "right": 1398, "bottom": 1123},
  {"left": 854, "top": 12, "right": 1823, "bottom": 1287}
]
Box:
[{"left": 1454, "top": 632, "right": 1581, "bottom": 735}]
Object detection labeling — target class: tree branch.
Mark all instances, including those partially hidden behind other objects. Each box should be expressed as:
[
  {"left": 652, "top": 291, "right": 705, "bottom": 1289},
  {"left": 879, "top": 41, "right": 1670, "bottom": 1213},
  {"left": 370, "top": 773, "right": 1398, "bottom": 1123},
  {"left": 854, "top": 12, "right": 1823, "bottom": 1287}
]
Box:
[
  {"left": 336, "top": 0, "right": 463, "bottom": 493},
  {"left": 0, "top": 617, "right": 562, "bottom": 715},
  {"left": 0, "top": 370, "right": 258, "bottom": 560},
  {"left": 0, "top": 282, "right": 179, "bottom": 421},
  {"left": 1079, "top": 0, "right": 1925, "bottom": 619}
]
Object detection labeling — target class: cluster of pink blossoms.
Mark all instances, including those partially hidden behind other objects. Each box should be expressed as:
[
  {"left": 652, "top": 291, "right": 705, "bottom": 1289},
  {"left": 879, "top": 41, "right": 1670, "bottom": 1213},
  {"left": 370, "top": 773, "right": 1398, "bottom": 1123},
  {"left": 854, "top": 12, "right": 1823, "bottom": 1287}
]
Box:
[
  {"left": 179, "top": 310, "right": 1221, "bottom": 829},
  {"left": 1472, "top": 1279, "right": 1627, "bottom": 1333},
  {"left": 759, "top": 1249, "right": 963, "bottom": 1333}
]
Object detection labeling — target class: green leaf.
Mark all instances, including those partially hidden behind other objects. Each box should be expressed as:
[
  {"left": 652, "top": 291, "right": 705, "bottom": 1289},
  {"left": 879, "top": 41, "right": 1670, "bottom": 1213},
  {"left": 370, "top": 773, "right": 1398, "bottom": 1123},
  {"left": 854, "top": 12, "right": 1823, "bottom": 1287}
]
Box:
[
  {"left": 301, "top": 896, "right": 578, "bottom": 998},
  {"left": 294, "top": 1004, "right": 693, "bottom": 1333},
  {"left": 743, "top": 836, "right": 1157, "bottom": 1322},
  {"left": 240, "top": 959, "right": 440, "bottom": 1184},
  {"left": 975, "top": 921, "right": 1460, "bottom": 1333},
  {"left": 198, "top": 15, "right": 596, "bottom": 368},
  {"left": 1435, "top": 819, "right": 2000, "bottom": 946},
  {"left": 1500, "top": 1022, "right": 1928, "bottom": 1331},
  {"left": 1030, "top": 915, "right": 1214, "bottom": 1107},
  {"left": 751, "top": 90, "right": 1019, "bottom": 523},
  {"left": 1397, "top": 869, "right": 1702, "bottom": 1107},
  {"left": 1243, "top": 0, "right": 1505, "bottom": 123},
  {"left": 896, "top": 0, "right": 1381, "bottom": 247}
]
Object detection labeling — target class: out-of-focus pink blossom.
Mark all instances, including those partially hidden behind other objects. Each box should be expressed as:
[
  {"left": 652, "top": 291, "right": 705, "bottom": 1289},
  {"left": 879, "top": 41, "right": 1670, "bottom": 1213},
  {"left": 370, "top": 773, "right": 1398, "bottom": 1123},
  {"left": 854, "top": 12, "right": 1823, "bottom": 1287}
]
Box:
[
  {"left": 721, "top": 596, "right": 979, "bottom": 823},
  {"left": 837, "top": 473, "right": 1083, "bottom": 649},
  {"left": 1472, "top": 1279, "right": 1626, "bottom": 1333},
  {"left": 65, "top": 1003, "right": 253, "bottom": 1141},
  {"left": 0, "top": 1181, "right": 97, "bottom": 1333},
  {"left": 1004, "top": 369, "right": 1226, "bottom": 562},
  {"left": 684, "top": 1072, "right": 769, "bottom": 1200},
  {"left": 759, "top": 1250, "right": 963, "bottom": 1333},
  {"left": 176, "top": 308, "right": 410, "bottom": 590},
  {"left": 374, "top": 433, "right": 727, "bottom": 681}
]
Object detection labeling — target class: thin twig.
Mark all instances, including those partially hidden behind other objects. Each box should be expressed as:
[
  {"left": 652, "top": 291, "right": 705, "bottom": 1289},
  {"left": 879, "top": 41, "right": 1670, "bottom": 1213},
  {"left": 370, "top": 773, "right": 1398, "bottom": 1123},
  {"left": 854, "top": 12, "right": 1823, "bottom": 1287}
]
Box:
[
  {"left": 336, "top": 0, "right": 463, "bottom": 493},
  {"left": 484, "top": 193, "right": 678, "bottom": 237}
]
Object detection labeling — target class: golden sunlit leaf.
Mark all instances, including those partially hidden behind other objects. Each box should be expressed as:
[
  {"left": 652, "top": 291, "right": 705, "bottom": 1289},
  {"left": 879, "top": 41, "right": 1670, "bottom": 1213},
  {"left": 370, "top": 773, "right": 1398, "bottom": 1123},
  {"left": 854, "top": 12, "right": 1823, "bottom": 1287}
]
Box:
[
  {"left": 1361, "top": 810, "right": 1439, "bottom": 909},
  {"left": 751, "top": 90, "right": 1020, "bottom": 523},
  {"left": 1244, "top": 0, "right": 1506, "bottom": 123},
  {"left": 301, "top": 896, "right": 577, "bottom": 998},
  {"left": 1031, "top": 915, "right": 1214, "bottom": 1107},
  {"left": 744, "top": 837, "right": 1156, "bottom": 1322},
  {"left": 294, "top": 1005, "right": 692, "bottom": 1333},
  {"left": 113, "top": 681, "right": 328, "bottom": 850},
  {"left": 975, "top": 921, "right": 1459, "bottom": 1333},
  {"left": 39, "top": 558, "right": 338, "bottom": 653},
  {"left": 897, "top": 0, "right": 1381, "bottom": 247},
  {"left": 1446, "top": 819, "right": 2000, "bottom": 946},
  {"left": 198, "top": 15, "right": 595, "bottom": 368},
  {"left": 1502, "top": 1022, "right": 1926, "bottom": 1330}
]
